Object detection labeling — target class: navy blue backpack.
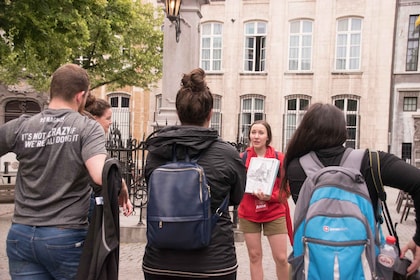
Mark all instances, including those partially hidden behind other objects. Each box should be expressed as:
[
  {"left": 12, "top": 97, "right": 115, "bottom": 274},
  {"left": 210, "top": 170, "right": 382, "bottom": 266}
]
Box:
[{"left": 146, "top": 145, "right": 228, "bottom": 250}]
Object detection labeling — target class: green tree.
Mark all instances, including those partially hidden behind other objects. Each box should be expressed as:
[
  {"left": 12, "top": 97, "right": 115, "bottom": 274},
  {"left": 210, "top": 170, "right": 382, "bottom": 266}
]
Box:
[{"left": 0, "top": 0, "right": 164, "bottom": 91}]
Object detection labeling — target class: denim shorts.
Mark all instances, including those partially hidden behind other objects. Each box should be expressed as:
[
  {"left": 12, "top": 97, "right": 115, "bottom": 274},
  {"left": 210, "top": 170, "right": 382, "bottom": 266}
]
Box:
[{"left": 6, "top": 223, "right": 87, "bottom": 280}]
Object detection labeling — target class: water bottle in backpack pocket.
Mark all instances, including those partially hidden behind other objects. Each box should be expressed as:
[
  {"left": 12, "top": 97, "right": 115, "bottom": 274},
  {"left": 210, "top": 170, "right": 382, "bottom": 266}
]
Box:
[{"left": 376, "top": 236, "right": 398, "bottom": 280}]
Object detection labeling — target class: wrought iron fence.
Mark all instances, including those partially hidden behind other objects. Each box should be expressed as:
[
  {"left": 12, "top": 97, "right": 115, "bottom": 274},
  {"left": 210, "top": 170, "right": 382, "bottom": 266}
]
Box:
[{"left": 106, "top": 126, "right": 150, "bottom": 224}]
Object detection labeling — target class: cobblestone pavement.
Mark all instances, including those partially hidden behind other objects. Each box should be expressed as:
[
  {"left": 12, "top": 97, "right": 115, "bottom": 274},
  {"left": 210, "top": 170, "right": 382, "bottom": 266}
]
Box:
[{"left": 0, "top": 186, "right": 416, "bottom": 279}]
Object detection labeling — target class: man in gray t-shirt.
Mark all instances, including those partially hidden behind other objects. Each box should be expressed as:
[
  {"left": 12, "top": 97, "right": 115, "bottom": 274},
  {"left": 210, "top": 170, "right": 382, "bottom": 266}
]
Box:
[{"left": 0, "top": 64, "right": 111, "bottom": 279}]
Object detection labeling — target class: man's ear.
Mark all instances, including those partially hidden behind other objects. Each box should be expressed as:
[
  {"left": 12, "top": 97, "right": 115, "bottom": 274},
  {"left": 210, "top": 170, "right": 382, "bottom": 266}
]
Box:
[
  {"left": 76, "top": 91, "right": 85, "bottom": 104},
  {"left": 207, "top": 109, "right": 213, "bottom": 122}
]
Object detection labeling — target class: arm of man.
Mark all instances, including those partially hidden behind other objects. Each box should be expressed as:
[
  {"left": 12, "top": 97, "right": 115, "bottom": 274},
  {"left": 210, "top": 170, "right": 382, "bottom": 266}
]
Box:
[{"left": 85, "top": 154, "right": 107, "bottom": 186}]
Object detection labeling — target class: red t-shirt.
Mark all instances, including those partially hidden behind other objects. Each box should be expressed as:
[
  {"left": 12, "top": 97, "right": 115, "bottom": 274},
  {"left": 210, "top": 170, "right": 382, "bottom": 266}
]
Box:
[{"left": 238, "top": 146, "right": 293, "bottom": 244}]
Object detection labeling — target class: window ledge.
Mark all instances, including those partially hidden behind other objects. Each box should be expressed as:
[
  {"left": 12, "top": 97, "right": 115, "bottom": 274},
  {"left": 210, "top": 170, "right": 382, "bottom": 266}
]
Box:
[
  {"left": 205, "top": 72, "right": 224, "bottom": 76},
  {"left": 394, "top": 71, "right": 420, "bottom": 75},
  {"left": 239, "top": 72, "right": 268, "bottom": 76},
  {"left": 284, "top": 72, "right": 314, "bottom": 76},
  {"left": 331, "top": 71, "right": 363, "bottom": 76}
]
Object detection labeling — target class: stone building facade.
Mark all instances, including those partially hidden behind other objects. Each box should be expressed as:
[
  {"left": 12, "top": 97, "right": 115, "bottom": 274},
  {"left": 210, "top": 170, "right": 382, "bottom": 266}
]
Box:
[
  {"left": 390, "top": 0, "right": 420, "bottom": 166},
  {"left": 162, "top": 0, "right": 396, "bottom": 152}
]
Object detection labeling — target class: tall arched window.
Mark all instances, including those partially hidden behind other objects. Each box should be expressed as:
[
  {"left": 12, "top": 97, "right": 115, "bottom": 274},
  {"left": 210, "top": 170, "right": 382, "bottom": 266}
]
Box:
[
  {"left": 335, "top": 17, "right": 362, "bottom": 71},
  {"left": 333, "top": 96, "right": 360, "bottom": 148},
  {"left": 201, "top": 22, "right": 223, "bottom": 71},
  {"left": 288, "top": 20, "right": 313, "bottom": 71},
  {"left": 240, "top": 95, "right": 265, "bottom": 144},
  {"left": 210, "top": 95, "right": 222, "bottom": 134},
  {"left": 283, "top": 95, "right": 310, "bottom": 150},
  {"left": 407, "top": 15, "right": 420, "bottom": 71},
  {"left": 108, "top": 93, "right": 130, "bottom": 143},
  {"left": 244, "top": 21, "right": 267, "bottom": 72}
]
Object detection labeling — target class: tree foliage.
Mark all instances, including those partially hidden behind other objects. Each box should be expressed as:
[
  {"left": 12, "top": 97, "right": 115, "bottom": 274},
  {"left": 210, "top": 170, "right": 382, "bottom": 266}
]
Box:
[{"left": 0, "top": 0, "right": 164, "bottom": 91}]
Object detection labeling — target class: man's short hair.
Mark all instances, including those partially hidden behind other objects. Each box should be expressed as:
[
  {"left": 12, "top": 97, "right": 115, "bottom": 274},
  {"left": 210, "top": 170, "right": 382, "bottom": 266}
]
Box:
[{"left": 50, "top": 64, "right": 90, "bottom": 101}]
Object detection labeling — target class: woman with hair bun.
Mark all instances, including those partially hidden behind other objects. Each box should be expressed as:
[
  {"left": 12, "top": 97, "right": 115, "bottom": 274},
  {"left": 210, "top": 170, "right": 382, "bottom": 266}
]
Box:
[
  {"left": 83, "top": 94, "right": 133, "bottom": 221},
  {"left": 142, "top": 68, "right": 246, "bottom": 280},
  {"left": 84, "top": 95, "right": 112, "bottom": 134}
]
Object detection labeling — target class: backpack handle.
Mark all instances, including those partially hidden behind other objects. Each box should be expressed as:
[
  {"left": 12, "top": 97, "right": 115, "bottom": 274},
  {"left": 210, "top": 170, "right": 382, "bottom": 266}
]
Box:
[{"left": 171, "top": 144, "right": 193, "bottom": 163}]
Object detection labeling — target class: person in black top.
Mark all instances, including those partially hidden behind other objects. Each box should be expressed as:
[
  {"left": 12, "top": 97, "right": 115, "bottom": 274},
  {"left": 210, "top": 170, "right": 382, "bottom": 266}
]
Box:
[
  {"left": 142, "top": 68, "right": 246, "bottom": 279},
  {"left": 282, "top": 102, "right": 420, "bottom": 276}
]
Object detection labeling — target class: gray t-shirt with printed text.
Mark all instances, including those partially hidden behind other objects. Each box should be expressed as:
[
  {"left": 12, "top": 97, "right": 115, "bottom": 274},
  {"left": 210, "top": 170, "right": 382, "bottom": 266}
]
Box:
[{"left": 0, "top": 108, "right": 107, "bottom": 228}]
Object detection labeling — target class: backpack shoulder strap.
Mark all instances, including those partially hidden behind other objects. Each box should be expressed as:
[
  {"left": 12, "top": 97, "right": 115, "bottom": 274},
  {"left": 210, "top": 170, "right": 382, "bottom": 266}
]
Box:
[
  {"left": 241, "top": 150, "right": 248, "bottom": 165},
  {"left": 369, "top": 150, "right": 400, "bottom": 249},
  {"left": 340, "top": 148, "right": 365, "bottom": 170},
  {"left": 299, "top": 151, "right": 325, "bottom": 178},
  {"left": 369, "top": 150, "right": 386, "bottom": 201},
  {"left": 300, "top": 148, "right": 358, "bottom": 177}
]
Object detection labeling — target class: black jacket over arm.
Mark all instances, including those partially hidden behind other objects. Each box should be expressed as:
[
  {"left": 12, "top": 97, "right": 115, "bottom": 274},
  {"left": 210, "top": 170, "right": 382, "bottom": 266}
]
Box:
[{"left": 76, "top": 158, "right": 122, "bottom": 280}]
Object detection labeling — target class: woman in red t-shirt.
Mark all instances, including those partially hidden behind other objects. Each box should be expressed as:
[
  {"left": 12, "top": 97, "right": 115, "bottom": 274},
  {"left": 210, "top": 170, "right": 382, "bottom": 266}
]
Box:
[{"left": 238, "top": 120, "right": 293, "bottom": 280}]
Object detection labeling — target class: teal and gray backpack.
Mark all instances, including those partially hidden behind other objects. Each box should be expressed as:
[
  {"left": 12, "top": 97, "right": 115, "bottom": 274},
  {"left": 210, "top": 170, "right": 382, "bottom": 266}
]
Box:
[{"left": 289, "top": 148, "right": 388, "bottom": 280}]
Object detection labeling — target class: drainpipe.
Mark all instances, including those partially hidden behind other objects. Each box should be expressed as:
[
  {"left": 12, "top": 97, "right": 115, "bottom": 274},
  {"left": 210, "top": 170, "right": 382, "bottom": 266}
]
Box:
[{"left": 388, "top": 0, "right": 399, "bottom": 153}]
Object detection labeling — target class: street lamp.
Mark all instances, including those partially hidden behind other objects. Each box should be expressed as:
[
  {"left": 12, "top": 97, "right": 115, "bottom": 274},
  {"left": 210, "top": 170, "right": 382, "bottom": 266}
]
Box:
[{"left": 165, "top": 0, "right": 182, "bottom": 42}]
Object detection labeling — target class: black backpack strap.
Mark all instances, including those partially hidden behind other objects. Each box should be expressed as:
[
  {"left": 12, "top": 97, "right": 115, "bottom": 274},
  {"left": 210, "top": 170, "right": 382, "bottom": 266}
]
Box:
[
  {"left": 369, "top": 149, "right": 400, "bottom": 253},
  {"left": 211, "top": 195, "right": 230, "bottom": 226},
  {"left": 369, "top": 150, "right": 386, "bottom": 201},
  {"left": 241, "top": 150, "right": 248, "bottom": 165}
]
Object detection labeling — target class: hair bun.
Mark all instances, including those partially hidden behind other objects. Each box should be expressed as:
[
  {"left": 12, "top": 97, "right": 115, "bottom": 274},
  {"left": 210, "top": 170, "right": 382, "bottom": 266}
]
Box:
[
  {"left": 84, "top": 93, "right": 96, "bottom": 109},
  {"left": 181, "top": 68, "right": 206, "bottom": 93}
]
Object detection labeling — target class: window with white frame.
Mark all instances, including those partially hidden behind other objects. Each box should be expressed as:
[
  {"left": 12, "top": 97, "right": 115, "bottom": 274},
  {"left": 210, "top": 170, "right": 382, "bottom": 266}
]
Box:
[
  {"left": 240, "top": 95, "right": 265, "bottom": 144},
  {"left": 244, "top": 22, "right": 266, "bottom": 72},
  {"left": 406, "top": 15, "right": 420, "bottom": 71},
  {"left": 288, "top": 20, "right": 313, "bottom": 71},
  {"left": 283, "top": 96, "right": 310, "bottom": 150},
  {"left": 335, "top": 18, "right": 362, "bottom": 71},
  {"left": 210, "top": 95, "right": 222, "bottom": 134},
  {"left": 201, "top": 22, "right": 223, "bottom": 71},
  {"left": 403, "top": 96, "right": 418, "bottom": 112},
  {"left": 108, "top": 93, "right": 130, "bottom": 143},
  {"left": 334, "top": 97, "right": 359, "bottom": 148}
]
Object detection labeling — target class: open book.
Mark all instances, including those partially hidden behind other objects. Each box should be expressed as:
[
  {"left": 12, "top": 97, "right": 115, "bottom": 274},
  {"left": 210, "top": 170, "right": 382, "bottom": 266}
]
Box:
[{"left": 245, "top": 157, "right": 280, "bottom": 196}]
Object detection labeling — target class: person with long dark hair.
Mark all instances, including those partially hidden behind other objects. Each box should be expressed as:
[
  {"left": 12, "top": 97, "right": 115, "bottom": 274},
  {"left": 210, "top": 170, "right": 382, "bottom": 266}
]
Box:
[{"left": 283, "top": 102, "right": 420, "bottom": 276}]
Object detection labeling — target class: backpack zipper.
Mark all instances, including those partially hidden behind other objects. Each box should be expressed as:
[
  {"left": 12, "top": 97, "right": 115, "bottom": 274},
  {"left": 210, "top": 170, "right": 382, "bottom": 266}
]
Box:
[{"left": 304, "top": 237, "right": 368, "bottom": 247}]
